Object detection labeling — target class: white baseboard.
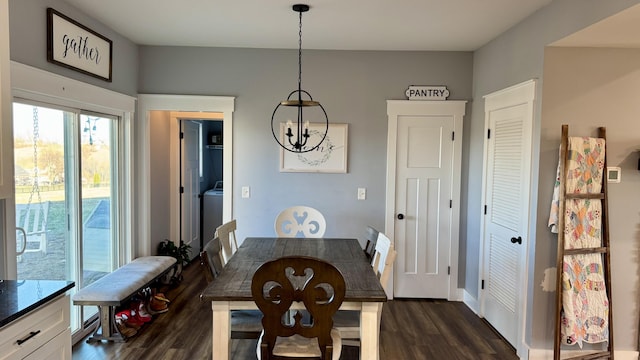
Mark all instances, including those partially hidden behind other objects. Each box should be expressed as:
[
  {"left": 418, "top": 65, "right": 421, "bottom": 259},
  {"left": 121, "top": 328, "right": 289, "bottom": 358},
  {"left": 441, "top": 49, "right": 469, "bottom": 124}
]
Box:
[
  {"left": 462, "top": 289, "right": 480, "bottom": 315},
  {"left": 528, "top": 349, "right": 638, "bottom": 360}
]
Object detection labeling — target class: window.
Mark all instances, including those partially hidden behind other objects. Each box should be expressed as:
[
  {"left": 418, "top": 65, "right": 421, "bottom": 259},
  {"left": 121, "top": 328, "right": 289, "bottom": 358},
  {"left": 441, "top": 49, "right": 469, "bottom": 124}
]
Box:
[{"left": 13, "top": 101, "right": 120, "bottom": 334}]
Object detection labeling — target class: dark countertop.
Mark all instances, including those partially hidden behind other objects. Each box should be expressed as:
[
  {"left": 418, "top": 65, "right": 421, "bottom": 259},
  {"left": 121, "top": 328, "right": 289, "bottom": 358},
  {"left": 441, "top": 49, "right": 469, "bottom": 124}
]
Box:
[{"left": 0, "top": 279, "right": 75, "bottom": 328}]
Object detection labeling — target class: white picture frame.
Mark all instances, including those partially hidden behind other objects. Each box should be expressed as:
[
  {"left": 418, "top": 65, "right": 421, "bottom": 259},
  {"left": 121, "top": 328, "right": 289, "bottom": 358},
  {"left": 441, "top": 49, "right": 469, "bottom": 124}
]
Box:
[{"left": 280, "top": 123, "right": 348, "bottom": 173}]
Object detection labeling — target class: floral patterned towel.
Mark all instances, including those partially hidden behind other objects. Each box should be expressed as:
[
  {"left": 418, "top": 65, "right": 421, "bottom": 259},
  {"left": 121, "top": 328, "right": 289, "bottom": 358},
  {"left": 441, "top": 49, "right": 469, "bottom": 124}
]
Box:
[{"left": 548, "top": 136, "right": 609, "bottom": 348}]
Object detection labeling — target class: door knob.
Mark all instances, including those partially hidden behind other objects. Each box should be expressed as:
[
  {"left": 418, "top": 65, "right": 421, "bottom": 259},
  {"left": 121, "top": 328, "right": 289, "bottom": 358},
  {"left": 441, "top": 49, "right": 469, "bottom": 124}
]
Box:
[
  {"left": 397, "top": 213, "right": 404, "bottom": 220},
  {"left": 510, "top": 236, "right": 522, "bottom": 245}
]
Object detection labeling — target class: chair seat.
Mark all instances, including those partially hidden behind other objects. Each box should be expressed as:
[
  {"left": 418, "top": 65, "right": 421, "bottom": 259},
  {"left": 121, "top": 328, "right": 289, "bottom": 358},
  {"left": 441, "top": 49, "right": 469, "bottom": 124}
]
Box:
[{"left": 257, "top": 329, "right": 342, "bottom": 359}]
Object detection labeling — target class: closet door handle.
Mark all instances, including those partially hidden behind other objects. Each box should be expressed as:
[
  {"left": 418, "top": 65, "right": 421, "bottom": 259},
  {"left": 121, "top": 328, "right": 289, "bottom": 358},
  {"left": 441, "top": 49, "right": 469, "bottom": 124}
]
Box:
[
  {"left": 397, "top": 213, "right": 404, "bottom": 220},
  {"left": 510, "top": 236, "right": 522, "bottom": 245}
]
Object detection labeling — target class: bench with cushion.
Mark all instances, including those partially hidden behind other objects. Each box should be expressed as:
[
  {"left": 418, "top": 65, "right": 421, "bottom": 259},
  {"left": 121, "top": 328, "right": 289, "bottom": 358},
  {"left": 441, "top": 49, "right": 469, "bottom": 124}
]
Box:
[{"left": 72, "top": 256, "right": 177, "bottom": 342}]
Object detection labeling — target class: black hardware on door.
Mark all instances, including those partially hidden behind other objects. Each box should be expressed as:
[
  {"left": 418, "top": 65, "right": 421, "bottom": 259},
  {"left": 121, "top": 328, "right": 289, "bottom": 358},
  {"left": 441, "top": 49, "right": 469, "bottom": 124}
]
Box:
[
  {"left": 397, "top": 213, "right": 404, "bottom": 220},
  {"left": 510, "top": 236, "right": 522, "bottom": 245}
]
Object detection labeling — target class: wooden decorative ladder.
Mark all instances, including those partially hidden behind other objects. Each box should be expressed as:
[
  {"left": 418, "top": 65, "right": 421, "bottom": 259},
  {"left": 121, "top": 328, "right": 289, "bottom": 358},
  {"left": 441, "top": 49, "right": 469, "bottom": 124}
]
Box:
[{"left": 553, "top": 125, "right": 614, "bottom": 360}]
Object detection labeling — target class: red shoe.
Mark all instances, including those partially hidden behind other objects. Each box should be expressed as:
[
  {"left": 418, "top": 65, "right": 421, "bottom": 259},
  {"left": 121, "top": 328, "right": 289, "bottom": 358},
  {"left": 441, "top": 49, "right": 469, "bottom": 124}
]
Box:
[
  {"left": 136, "top": 302, "right": 153, "bottom": 322},
  {"left": 116, "top": 310, "right": 144, "bottom": 329}
]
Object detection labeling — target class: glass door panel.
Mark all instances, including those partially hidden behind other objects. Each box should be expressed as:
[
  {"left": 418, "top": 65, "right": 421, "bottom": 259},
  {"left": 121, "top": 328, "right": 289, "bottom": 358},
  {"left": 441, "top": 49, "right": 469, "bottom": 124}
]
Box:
[
  {"left": 14, "top": 103, "right": 71, "bottom": 281},
  {"left": 13, "top": 102, "right": 119, "bottom": 334}
]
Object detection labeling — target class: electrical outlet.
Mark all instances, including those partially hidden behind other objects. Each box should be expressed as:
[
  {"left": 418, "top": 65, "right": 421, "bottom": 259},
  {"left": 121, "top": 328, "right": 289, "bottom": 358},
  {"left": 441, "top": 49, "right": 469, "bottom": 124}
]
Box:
[
  {"left": 357, "top": 187, "right": 366, "bottom": 200},
  {"left": 242, "top": 186, "right": 250, "bottom": 198}
]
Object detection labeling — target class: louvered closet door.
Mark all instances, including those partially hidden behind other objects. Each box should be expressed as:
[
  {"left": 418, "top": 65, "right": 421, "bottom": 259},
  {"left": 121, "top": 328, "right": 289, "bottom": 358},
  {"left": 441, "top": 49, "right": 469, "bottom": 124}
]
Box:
[{"left": 481, "top": 103, "right": 529, "bottom": 348}]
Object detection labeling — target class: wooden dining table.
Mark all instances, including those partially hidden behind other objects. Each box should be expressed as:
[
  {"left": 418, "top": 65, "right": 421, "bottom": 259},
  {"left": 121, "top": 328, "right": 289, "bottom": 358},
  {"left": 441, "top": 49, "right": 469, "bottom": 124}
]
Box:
[{"left": 200, "top": 237, "right": 388, "bottom": 360}]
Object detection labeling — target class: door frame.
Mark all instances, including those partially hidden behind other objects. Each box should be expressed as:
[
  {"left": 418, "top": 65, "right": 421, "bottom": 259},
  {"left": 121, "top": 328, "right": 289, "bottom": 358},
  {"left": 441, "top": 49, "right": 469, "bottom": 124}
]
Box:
[
  {"left": 137, "top": 95, "right": 234, "bottom": 257},
  {"left": 174, "top": 113, "right": 222, "bottom": 256},
  {"left": 385, "top": 100, "right": 465, "bottom": 300},
  {"left": 478, "top": 79, "right": 535, "bottom": 357}
]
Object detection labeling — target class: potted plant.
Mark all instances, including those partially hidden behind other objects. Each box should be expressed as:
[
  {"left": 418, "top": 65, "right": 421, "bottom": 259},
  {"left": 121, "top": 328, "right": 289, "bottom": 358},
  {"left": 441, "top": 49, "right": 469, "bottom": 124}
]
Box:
[{"left": 157, "top": 239, "right": 191, "bottom": 284}]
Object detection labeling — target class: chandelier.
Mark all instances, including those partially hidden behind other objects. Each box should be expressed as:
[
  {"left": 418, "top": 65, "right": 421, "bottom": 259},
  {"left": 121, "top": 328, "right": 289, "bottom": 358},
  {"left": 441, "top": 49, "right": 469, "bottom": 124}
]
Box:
[{"left": 271, "top": 4, "right": 328, "bottom": 153}]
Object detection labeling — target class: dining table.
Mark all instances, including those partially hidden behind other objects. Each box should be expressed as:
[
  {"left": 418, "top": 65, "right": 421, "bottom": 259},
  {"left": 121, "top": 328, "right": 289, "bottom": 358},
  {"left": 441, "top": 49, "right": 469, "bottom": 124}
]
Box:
[{"left": 200, "top": 237, "right": 388, "bottom": 360}]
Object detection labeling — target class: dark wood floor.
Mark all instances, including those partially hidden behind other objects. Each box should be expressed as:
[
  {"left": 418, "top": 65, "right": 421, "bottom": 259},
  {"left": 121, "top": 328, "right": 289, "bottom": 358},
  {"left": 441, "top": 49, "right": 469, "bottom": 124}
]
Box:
[{"left": 73, "top": 262, "right": 518, "bottom": 360}]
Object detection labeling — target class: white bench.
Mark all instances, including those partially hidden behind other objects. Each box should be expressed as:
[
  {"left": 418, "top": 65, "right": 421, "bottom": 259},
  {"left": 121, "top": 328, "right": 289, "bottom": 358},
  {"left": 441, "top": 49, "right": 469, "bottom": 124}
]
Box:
[{"left": 72, "top": 256, "right": 177, "bottom": 342}]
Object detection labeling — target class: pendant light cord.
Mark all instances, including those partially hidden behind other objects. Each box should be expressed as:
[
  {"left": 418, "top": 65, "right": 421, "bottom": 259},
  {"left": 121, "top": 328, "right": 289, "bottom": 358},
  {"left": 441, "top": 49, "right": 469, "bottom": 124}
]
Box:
[{"left": 298, "top": 10, "right": 303, "bottom": 98}]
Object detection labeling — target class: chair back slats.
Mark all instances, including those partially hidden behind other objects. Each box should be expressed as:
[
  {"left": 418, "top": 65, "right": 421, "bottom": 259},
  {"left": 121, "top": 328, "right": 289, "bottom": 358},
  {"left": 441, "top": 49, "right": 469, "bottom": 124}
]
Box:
[
  {"left": 252, "top": 256, "right": 345, "bottom": 359},
  {"left": 200, "top": 236, "right": 224, "bottom": 283},
  {"left": 215, "top": 219, "right": 238, "bottom": 265},
  {"left": 363, "top": 225, "right": 379, "bottom": 261},
  {"left": 275, "top": 206, "right": 326, "bottom": 238}
]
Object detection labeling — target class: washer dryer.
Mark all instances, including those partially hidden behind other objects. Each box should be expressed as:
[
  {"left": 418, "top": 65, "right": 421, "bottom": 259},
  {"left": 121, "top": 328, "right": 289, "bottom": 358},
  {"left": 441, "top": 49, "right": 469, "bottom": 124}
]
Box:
[{"left": 202, "top": 181, "right": 223, "bottom": 250}]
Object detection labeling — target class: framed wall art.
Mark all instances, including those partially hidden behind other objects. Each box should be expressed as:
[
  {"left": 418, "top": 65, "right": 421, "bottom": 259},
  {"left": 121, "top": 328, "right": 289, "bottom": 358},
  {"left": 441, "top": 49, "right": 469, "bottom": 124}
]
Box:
[
  {"left": 280, "top": 123, "right": 348, "bottom": 173},
  {"left": 47, "top": 8, "right": 113, "bottom": 82}
]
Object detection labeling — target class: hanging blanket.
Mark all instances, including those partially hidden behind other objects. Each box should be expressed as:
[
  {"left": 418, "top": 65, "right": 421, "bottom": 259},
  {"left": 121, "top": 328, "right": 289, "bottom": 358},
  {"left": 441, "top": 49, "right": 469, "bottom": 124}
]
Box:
[{"left": 548, "top": 136, "right": 609, "bottom": 347}]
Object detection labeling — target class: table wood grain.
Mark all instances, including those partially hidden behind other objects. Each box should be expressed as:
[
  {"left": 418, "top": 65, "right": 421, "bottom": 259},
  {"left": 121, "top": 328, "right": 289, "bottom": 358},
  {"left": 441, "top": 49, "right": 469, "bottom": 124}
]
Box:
[{"left": 201, "top": 237, "right": 387, "bottom": 303}]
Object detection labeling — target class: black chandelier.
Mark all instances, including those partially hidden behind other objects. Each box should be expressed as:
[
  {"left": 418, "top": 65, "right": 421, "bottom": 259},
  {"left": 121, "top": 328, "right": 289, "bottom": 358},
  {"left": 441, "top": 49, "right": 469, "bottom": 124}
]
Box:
[{"left": 271, "top": 4, "right": 329, "bottom": 153}]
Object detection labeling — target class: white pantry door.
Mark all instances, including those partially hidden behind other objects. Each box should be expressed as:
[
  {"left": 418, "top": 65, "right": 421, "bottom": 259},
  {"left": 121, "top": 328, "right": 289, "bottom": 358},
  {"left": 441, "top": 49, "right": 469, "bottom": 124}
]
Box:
[
  {"left": 480, "top": 80, "right": 535, "bottom": 352},
  {"left": 386, "top": 101, "right": 465, "bottom": 299}
]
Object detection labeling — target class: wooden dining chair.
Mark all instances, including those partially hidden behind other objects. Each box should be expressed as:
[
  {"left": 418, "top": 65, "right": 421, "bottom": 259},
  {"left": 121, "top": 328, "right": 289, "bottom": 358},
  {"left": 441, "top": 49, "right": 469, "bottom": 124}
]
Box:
[
  {"left": 274, "top": 206, "right": 326, "bottom": 238},
  {"left": 200, "top": 236, "right": 263, "bottom": 339},
  {"left": 333, "top": 231, "right": 397, "bottom": 346},
  {"left": 252, "top": 256, "right": 345, "bottom": 360},
  {"left": 214, "top": 219, "right": 239, "bottom": 264},
  {"left": 363, "top": 225, "right": 379, "bottom": 262}
]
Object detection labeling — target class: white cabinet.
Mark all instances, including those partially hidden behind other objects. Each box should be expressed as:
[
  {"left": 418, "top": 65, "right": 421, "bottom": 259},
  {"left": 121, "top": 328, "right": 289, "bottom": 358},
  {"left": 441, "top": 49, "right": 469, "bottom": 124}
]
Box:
[
  {"left": 0, "top": 295, "right": 71, "bottom": 360},
  {"left": 0, "top": 0, "right": 13, "bottom": 199}
]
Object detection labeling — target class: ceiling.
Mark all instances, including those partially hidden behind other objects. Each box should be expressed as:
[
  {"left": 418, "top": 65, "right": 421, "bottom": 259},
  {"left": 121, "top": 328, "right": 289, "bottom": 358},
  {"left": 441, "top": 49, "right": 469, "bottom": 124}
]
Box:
[{"left": 62, "top": 0, "right": 553, "bottom": 51}]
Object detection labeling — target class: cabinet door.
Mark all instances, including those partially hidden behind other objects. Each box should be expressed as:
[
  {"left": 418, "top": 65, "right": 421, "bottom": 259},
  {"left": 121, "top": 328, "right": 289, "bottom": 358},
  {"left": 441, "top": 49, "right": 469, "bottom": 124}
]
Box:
[{"left": 0, "top": 0, "right": 12, "bottom": 199}]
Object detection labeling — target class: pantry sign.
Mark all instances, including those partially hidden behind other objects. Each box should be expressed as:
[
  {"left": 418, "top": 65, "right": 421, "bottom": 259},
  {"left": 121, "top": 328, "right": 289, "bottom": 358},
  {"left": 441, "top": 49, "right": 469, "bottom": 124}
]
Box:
[{"left": 405, "top": 85, "right": 449, "bottom": 100}]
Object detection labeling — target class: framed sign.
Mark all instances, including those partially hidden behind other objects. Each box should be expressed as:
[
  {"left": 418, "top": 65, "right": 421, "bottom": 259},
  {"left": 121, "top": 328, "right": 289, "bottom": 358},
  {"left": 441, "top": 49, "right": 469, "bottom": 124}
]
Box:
[
  {"left": 280, "top": 123, "right": 348, "bottom": 173},
  {"left": 47, "top": 8, "right": 113, "bottom": 82}
]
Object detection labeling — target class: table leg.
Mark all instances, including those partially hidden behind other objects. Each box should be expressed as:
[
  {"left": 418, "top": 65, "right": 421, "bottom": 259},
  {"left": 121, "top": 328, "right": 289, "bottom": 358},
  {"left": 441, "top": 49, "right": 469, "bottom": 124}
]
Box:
[
  {"left": 360, "top": 302, "right": 382, "bottom": 360},
  {"left": 211, "top": 301, "right": 231, "bottom": 360}
]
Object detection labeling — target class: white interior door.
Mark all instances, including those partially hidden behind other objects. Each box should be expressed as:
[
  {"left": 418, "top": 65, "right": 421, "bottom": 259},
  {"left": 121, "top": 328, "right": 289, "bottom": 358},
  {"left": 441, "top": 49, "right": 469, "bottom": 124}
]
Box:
[
  {"left": 181, "top": 120, "right": 200, "bottom": 258},
  {"left": 386, "top": 100, "right": 465, "bottom": 300},
  {"left": 480, "top": 80, "right": 535, "bottom": 352}
]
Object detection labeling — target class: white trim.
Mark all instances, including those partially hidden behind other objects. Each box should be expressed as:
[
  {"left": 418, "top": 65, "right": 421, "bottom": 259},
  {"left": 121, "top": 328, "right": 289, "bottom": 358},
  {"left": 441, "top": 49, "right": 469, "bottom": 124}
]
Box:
[
  {"left": 385, "top": 100, "right": 466, "bottom": 300},
  {"left": 136, "top": 94, "right": 234, "bottom": 256},
  {"left": 11, "top": 62, "right": 137, "bottom": 264},
  {"left": 479, "top": 79, "right": 536, "bottom": 358},
  {"left": 462, "top": 289, "right": 480, "bottom": 315},
  {"left": 528, "top": 349, "right": 638, "bottom": 360},
  {"left": 11, "top": 62, "right": 135, "bottom": 113}
]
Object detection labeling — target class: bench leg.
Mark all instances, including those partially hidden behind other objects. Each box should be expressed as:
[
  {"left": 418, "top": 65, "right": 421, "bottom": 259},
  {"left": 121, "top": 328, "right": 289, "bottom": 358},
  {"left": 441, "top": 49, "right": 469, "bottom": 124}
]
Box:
[{"left": 86, "top": 305, "right": 126, "bottom": 343}]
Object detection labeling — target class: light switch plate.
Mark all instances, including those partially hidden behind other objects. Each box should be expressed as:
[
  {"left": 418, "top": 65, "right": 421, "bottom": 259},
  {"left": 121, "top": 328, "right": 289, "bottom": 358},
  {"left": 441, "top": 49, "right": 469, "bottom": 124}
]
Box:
[
  {"left": 357, "top": 187, "right": 366, "bottom": 200},
  {"left": 242, "top": 186, "right": 250, "bottom": 198}
]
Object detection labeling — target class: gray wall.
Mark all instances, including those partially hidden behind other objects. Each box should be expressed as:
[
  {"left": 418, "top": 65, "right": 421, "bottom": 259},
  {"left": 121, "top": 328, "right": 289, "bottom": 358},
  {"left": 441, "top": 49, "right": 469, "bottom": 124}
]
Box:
[
  {"left": 471, "top": 0, "right": 640, "bottom": 350},
  {"left": 139, "top": 46, "right": 473, "bottom": 265},
  {"left": 8, "top": 0, "right": 138, "bottom": 96}
]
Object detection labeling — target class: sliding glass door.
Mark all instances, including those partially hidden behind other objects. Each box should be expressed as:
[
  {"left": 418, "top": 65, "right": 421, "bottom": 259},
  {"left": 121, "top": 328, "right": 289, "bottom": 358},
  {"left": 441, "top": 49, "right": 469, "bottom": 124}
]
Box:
[{"left": 13, "top": 101, "right": 119, "bottom": 333}]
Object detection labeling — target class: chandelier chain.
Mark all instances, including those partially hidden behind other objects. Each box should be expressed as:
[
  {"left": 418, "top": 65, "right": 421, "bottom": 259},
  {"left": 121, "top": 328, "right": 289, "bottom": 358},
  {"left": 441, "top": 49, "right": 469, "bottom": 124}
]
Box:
[{"left": 298, "top": 9, "right": 303, "bottom": 95}]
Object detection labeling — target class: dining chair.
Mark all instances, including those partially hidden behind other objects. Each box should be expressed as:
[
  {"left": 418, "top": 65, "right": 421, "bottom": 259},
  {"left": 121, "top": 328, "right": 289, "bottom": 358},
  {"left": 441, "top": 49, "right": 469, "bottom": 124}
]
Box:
[
  {"left": 333, "top": 231, "right": 397, "bottom": 346},
  {"left": 215, "top": 219, "right": 239, "bottom": 264},
  {"left": 363, "top": 225, "right": 379, "bottom": 262},
  {"left": 200, "top": 236, "right": 263, "bottom": 339},
  {"left": 274, "top": 206, "right": 326, "bottom": 238},
  {"left": 252, "top": 255, "right": 345, "bottom": 360}
]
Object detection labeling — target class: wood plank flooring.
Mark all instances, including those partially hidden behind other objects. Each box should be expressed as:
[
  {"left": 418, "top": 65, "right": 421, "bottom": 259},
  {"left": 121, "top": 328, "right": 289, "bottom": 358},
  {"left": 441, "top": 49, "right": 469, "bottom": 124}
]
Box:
[{"left": 73, "top": 262, "right": 518, "bottom": 360}]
